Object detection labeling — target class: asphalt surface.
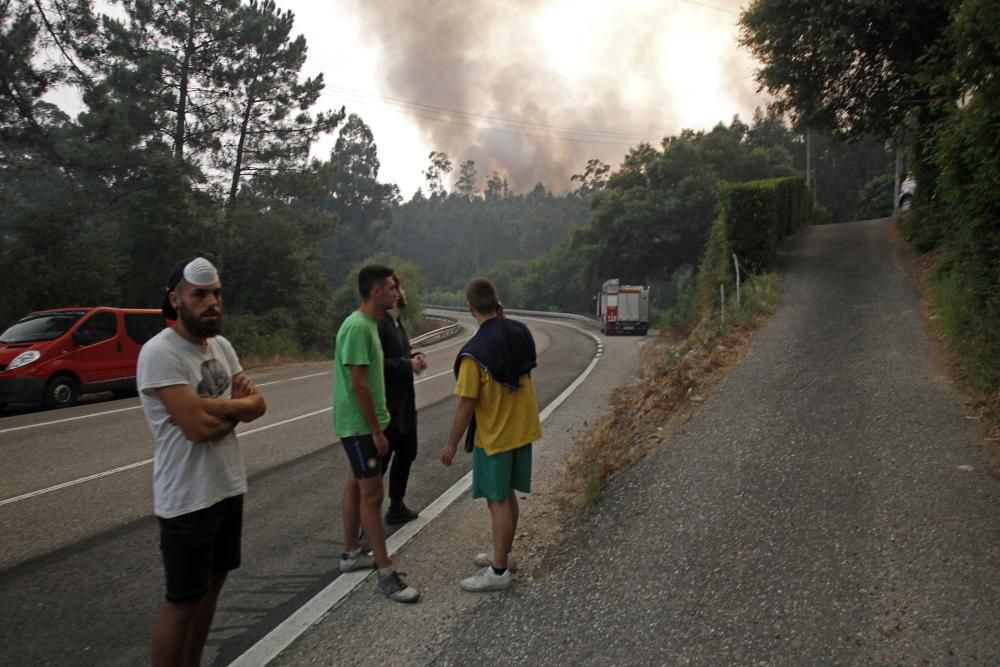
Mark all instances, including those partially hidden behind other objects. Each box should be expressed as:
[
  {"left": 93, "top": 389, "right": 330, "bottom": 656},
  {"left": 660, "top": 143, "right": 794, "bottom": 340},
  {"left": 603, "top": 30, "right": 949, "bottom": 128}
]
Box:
[
  {"left": 273, "top": 309, "right": 648, "bottom": 666},
  {"left": 431, "top": 219, "right": 1000, "bottom": 665},
  {"left": 0, "top": 312, "right": 597, "bottom": 665},
  {"left": 286, "top": 219, "right": 1000, "bottom": 666}
]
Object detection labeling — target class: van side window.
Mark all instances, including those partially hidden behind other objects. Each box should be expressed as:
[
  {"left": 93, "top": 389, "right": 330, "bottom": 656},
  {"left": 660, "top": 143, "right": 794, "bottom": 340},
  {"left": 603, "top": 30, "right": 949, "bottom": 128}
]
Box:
[
  {"left": 125, "top": 313, "right": 166, "bottom": 345},
  {"left": 77, "top": 312, "right": 117, "bottom": 345}
]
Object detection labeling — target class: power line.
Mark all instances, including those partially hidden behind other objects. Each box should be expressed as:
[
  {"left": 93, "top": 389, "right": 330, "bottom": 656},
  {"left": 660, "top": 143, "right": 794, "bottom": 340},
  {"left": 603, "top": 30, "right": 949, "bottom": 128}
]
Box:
[
  {"left": 678, "top": 0, "right": 741, "bottom": 16},
  {"left": 335, "top": 95, "right": 657, "bottom": 146},
  {"left": 321, "top": 86, "right": 667, "bottom": 146},
  {"left": 324, "top": 85, "right": 663, "bottom": 141}
]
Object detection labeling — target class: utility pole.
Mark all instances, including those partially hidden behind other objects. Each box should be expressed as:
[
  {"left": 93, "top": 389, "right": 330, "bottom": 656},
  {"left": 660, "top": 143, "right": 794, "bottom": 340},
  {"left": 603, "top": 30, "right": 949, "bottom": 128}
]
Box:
[
  {"left": 805, "top": 129, "right": 811, "bottom": 192},
  {"left": 805, "top": 129, "right": 817, "bottom": 207}
]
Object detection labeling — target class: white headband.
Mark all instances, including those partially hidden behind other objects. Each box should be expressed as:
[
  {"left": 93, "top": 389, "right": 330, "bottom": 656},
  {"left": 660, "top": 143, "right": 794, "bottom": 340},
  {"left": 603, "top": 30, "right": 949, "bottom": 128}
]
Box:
[{"left": 183, "top": 257, "right": 219, "bottom": 286}]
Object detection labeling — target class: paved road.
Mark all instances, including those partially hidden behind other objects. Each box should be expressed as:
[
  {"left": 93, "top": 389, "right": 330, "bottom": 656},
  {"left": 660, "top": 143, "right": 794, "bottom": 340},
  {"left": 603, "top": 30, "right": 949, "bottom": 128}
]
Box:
[
  {"left": 0, "top": 311, "right": 596, "bottom": 665},
  {"left": 430, "top": 219, "right": 1000, "bottom": 665}
]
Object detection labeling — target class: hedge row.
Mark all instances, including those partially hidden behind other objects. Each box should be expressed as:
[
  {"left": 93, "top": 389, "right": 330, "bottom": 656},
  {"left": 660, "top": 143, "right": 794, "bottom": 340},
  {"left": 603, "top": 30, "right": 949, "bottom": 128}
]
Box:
[
  {"left": 721, "top": 176, "right": 810, "bottom": 272},
  {"left": 925, "top": 78, "right": 1000, "bottom": 393},
  {"left": 697, "top": 177, "right": 812, "bottom": 310}
]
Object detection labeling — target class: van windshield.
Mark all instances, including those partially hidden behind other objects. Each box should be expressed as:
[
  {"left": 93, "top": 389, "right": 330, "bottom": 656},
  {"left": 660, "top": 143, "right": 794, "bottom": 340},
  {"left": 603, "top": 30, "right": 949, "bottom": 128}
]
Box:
[{"left": 0, "top": 311, "right": 87, "bottom": 343}]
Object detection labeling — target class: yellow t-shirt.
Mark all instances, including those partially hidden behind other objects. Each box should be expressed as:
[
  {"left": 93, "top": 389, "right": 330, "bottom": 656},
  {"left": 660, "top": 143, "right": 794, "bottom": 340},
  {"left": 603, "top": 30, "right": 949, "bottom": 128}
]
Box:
[{"left": 455, "top": 356, "right": 542, "bottom": 455}]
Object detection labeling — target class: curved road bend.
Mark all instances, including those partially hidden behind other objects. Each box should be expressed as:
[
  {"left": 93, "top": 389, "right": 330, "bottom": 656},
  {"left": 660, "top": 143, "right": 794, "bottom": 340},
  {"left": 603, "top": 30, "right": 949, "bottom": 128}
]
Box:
[
  {"left": 0, "top": 312, "right": 596, "bottom": 665},
  {"left": 434, "top": 219, "right": 1000, "bottom": 665}
]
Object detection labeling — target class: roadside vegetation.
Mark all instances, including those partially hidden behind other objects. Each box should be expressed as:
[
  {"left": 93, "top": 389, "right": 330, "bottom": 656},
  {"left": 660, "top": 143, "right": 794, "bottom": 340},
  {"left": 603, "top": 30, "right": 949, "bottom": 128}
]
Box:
[
  {"left": 737, "top": 0, "right": 998, "bottom": 438},
  {"left": 565, "top": 178, "right": 810, "bottom": 504},
  {"left": 572, "top": 273, "right": 783, "bottom": 505}
]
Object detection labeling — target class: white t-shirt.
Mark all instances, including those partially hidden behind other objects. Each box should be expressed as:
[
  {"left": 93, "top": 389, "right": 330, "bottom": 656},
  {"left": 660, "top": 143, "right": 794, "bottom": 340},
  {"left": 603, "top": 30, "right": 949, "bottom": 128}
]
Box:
[{"left": 137, "top": 327, "right": 247, "bottom": 518}]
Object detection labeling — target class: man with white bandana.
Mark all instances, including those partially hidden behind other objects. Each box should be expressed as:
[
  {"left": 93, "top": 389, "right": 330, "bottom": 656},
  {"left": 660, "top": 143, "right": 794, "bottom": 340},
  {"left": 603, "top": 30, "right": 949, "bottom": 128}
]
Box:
[{"left": 137, "top": 256, "right": 267, "bottom": 666}]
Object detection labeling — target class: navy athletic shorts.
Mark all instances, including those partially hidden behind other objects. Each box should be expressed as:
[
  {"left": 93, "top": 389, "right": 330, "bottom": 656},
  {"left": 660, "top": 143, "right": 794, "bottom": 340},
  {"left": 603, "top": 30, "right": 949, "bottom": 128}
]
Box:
[{"left": 341, "top": 434, "right": 384, "bottom": 479}]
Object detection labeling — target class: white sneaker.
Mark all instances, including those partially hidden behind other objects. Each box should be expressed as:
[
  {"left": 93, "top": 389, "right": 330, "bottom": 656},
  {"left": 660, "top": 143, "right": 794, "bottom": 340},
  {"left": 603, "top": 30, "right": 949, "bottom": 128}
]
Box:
[
  {"left": 460, "top": 566, "right": 513, "bottom": 592},
  {"left": 473, "top": 549, "right": 517, "bottom": 571},
  {"left": 339, "top": 549, "right": 375, "bottom": 573}
]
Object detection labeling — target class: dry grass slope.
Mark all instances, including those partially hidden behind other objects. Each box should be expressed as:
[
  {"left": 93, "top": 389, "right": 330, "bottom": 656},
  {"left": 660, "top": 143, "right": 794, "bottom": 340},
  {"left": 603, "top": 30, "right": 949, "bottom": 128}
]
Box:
[{"left": 562, "top": 274, "right": 781, "bottom": 506}]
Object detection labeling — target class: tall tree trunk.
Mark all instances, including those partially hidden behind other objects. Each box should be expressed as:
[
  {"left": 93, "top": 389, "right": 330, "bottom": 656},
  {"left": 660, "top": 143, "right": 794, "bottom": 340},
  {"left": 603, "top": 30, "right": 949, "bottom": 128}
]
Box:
[
  {"left": 221, "top": 90, "right": 255, "bottom": 272},
  {"left": 227, "top": 93, "right": 254, "bottom": 211},
  {"left": 174, "top": 16, "right": 196, "bottom": 159}
]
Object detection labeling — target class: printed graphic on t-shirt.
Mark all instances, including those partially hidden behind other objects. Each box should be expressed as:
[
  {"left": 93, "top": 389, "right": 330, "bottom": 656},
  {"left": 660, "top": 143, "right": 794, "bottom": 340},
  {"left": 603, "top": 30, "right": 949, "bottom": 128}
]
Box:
[{"left": 198, "top": 358, "right": 231, "bottom": 398}]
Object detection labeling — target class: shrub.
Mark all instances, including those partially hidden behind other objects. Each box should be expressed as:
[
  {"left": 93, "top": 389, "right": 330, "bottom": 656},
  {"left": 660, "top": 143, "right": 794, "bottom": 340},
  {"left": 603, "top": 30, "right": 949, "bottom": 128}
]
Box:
[
  {"left": 696, "top": 176, "right": 810, "bottom": 311},
  {"left": 720, "top": 176, "right": 808, "bottom": 272}
]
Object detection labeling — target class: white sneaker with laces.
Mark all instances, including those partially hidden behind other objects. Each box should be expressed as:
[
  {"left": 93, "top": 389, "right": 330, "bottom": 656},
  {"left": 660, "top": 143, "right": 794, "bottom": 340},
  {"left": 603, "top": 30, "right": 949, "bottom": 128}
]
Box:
[
  {"left": 339, "top": 549, "right": 375, "bottom": 573},
  {"left": 460, "top": 566, "right": 513, "bottom": 592}
]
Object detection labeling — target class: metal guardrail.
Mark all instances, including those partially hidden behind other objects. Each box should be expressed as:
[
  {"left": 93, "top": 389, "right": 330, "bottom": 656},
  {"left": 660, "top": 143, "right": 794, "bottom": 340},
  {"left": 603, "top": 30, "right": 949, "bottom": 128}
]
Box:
[
  {"left": 411, "top": 306, "right": 600, "bottom": 348},
  {"left": 424, "top": 305, "right": 599, "bottom": 326},
  {"left": 410, "top": 314, "right": 460, "bottom": 347}
]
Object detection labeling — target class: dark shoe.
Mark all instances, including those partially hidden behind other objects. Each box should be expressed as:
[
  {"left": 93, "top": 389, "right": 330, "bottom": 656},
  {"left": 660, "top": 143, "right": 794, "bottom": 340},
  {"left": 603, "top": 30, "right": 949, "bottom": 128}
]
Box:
[
  {"left": 384, "top": 504, "right": 419, "bottom": 525},
  {"left": 376, "top": 570, "right": 420, "bottom": 603}
]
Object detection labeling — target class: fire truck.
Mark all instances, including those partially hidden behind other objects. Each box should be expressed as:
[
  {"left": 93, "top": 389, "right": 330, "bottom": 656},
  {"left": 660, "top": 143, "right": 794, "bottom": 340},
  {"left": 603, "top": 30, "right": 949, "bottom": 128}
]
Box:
[{"left": 596, "top": 279, "right": 650, "bottom": 335}]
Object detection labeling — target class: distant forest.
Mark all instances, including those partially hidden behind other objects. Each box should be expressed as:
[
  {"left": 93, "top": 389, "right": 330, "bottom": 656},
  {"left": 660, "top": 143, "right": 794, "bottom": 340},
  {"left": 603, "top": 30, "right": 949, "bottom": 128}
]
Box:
[{"left": 2, "top": 0, "right": 894, "bottom": 358}]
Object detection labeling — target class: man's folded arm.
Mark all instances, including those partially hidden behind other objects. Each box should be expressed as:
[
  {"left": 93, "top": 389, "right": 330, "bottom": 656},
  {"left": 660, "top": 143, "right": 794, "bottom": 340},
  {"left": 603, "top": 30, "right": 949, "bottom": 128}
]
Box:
[
  {"left": 202, "top": 372, "right": 267, "bottom": 423},
  {"left": 155, "top": 384, "right": 239, "bottom": 444}
]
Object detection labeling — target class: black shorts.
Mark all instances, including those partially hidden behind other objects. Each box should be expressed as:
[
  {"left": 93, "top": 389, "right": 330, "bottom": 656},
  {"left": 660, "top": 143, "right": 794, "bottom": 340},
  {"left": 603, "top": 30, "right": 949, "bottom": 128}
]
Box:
[
  {"left": 341, "top": 434, "right": 383, "bottom": 479},
  {"left": 158, "top": 494, "right": 243, "bottom": 603}
]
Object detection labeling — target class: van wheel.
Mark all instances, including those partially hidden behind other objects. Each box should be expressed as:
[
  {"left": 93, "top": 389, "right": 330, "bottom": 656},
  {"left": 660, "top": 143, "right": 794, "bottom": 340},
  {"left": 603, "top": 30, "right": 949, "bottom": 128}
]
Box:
[{"left": 44, "top": 375, "right": 79, "bottom": 409}]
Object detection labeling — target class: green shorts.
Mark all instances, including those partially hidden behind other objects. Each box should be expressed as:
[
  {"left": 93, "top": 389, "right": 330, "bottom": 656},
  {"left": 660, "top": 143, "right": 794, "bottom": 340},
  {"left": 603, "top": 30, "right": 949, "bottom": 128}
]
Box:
[{"left": 472, "top": 444, "right": 532, "bottom": 501}]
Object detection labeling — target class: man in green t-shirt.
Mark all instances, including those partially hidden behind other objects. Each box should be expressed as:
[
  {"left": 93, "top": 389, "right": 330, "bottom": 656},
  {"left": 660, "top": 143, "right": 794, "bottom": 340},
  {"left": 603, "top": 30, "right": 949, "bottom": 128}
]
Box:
[{"left": 334, "top": 264, "right": 419, "bottom": 603}]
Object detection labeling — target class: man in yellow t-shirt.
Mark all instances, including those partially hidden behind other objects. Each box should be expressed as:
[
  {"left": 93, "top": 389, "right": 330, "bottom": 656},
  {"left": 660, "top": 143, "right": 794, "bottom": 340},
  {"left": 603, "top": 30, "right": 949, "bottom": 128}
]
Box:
[{"left": 441, "top": 277, "right": 542, "bottom": 592}]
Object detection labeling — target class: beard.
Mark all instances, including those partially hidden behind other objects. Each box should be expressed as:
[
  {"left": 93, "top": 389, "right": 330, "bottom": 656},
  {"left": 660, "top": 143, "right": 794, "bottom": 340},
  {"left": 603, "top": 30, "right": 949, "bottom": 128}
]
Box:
[{"left": 179, "top": 302, "right": 222, "bottom": 338}]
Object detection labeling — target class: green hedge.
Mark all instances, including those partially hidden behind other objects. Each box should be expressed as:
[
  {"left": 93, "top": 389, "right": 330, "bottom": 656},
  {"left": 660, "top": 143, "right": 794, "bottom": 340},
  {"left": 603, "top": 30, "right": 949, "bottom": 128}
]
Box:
[
  {"left": 696, "top": 213, "right": 732, "bottom": 312},
  {"left": 928, "top": 78, "right": 1000, "bottom": 393},
  {"left": 721, "top": 176, "right": 809, "bottom": 272},
  {"left": 696, "top": 177, "right": 811, "bottom": 310}
]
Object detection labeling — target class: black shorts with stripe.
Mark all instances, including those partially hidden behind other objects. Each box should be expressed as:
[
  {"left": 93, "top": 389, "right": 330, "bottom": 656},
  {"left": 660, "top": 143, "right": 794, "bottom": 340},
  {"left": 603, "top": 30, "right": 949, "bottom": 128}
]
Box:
[{"left": 341, "top": 434, "right": 383, "bottom": 479}]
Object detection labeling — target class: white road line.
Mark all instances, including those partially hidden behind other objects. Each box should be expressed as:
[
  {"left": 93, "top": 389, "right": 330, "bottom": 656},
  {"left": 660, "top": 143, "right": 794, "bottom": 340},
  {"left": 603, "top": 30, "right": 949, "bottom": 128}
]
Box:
[
  {"left": 229, "top": 322, "right": 604, "bottom": 667},
  {"left": 0, "top": 372, "right": 335, "bottom": 434},
  {"left": 230, "top": 470, "right": 474, "bottom": 667},
  {"left": 0, "top": 320, "right": 574, "bottom": 507},
  {"left": 0, "top": 347, "right": 462, "bottom": 504},
  {"left": 0, "top": 408, "right": 334, "bottom": 507},
  {"left": 414, "top": 369, "right": 453, "bottom": 384},
  {"left": 238, "top": 408, "right": 331, "bottom": 437},
  {"left": 288, "top": 371, "right": 331, "bottom": 382},
  {"left": 257, "top": 371, "right": 332, "bottom": 388},
  {"left": 0, "top": 405, "right": 143, "bottom": 435},
  {"left": 0, "top": 458, "right": 153, "bottom": 507},
  {"left": 419, "top": 334, "right": 472, "bottom": 352}
]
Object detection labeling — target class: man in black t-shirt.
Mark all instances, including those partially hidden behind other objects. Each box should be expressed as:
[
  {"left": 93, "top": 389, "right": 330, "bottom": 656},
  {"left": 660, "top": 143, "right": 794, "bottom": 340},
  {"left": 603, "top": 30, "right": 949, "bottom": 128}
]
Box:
[{"left": 377, "top": 272, "right": 427, "bottom": 524}]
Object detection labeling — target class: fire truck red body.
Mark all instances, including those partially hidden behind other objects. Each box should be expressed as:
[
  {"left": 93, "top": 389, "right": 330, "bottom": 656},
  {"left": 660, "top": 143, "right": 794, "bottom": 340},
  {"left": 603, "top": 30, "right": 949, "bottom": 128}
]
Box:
[{"left": 596, "top": 279, "right": 650, "bottom": 336}]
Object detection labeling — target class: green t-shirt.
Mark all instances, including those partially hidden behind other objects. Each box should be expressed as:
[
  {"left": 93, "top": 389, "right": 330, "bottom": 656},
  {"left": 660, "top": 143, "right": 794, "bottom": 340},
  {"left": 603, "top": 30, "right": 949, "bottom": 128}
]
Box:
[{"left": 333, "top": 310, "right": 389, "bottom": 438}]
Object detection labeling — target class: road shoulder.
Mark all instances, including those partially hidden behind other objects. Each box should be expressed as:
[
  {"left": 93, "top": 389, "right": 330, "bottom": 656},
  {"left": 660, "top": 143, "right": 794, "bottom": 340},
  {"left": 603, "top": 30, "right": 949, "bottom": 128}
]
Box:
[{"left": 269, "top": 330, "right": 645, "bottom": 665}]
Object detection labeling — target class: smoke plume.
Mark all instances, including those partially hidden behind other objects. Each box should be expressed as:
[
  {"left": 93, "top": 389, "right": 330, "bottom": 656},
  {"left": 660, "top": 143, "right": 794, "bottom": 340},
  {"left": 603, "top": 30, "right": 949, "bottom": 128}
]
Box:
[{"left": 349, "top": 0, "right": 760, "bottom": 193}]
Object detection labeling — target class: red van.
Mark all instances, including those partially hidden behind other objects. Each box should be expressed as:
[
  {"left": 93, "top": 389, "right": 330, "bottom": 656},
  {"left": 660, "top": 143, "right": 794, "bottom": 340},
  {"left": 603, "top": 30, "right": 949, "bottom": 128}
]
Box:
[{"left": 0, "top": 307, "right": 167, "bottom": 410}]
